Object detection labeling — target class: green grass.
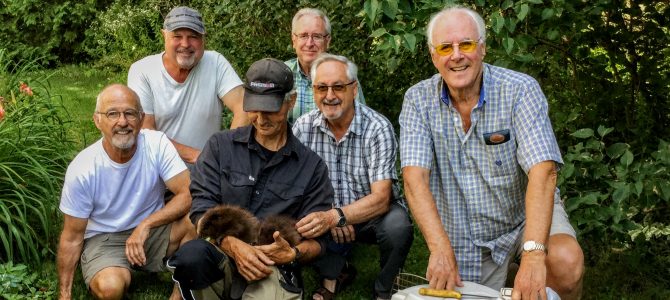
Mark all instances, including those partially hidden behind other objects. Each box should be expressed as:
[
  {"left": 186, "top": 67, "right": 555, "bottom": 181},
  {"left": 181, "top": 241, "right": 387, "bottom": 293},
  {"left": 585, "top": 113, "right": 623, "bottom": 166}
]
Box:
[{"left": 36, "top": 64, "right": 670, "bottom": 299}]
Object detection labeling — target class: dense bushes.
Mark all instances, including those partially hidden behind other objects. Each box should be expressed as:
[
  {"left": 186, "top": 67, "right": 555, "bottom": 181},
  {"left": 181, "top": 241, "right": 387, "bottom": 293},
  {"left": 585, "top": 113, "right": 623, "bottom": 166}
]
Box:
[{"left": 0, "top": 50, "right": 75, "bottom": 263}]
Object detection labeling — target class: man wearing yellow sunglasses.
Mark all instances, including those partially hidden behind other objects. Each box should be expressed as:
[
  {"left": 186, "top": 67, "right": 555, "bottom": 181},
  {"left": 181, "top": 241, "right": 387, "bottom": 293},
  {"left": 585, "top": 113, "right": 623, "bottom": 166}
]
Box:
[{"left": 400, "top": 5, "right": 584, "bottom": 300}]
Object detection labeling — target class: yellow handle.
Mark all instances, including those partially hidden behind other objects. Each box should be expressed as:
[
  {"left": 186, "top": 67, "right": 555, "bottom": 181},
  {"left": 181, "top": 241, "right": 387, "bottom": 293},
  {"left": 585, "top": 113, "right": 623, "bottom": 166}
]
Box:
[{"left": 418, "top": 287, "right": 462, "bottom": 299}]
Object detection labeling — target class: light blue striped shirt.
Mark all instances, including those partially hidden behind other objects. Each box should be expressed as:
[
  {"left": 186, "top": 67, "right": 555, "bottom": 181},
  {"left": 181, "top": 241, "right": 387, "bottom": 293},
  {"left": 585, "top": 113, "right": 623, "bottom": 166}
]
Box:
[
  {"left": 293, "top": 103, "right": 400, "bottom": 207},
  {"left": 285, "top": 57, "right": 365, "bottom": 124},
  {"left": 399, "top": 63, "right": 563, "bottom": 282}
]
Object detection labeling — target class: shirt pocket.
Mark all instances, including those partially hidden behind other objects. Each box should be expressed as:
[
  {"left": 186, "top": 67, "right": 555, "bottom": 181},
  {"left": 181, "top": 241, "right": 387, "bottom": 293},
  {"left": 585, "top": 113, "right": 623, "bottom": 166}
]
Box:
[
  {"left": 485, "top": 135, "right": 518, "bottom": 178},
  {"left": 266, "top": 182, "right": 305, "bottom": 216},
  {"left": 225, "top": 171, "right": 256, "bottom": 207}
]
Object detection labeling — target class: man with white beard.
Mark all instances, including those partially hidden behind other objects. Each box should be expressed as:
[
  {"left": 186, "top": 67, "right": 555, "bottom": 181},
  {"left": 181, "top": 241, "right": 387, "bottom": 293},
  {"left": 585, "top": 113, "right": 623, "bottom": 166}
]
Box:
[
  {"left": 128, "top": 6, "right": 247, "bottom": 167},
  {"left": 57, "top": 84, "right": 194, "bottom": 300}
]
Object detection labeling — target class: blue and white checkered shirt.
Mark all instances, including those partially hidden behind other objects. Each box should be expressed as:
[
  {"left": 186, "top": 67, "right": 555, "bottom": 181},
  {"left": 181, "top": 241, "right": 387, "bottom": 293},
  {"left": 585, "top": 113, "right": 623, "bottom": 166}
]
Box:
[
  {"left": 399, "top": 63, "right": 563, "bottom": 282},
  {"left": 285, "top": 58, "right": 365, "bottom": 124},
  {"left": 293, "top": 103, "right": 400, "bottom": 207}
]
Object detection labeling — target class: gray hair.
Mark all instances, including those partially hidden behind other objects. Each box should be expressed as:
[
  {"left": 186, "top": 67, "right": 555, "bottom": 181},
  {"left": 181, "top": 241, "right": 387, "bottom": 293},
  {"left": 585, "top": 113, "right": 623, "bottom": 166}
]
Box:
[
  {"left": 426, "top": 5, "right": 486, "bottom": 47},
  {"left": 291, "top": 8, "right": 331, "bottom": 35},
  {"left": 95, "top": 84, "right": 143, "bottom": 113},
  {"left": 284, "top": 89, "right": 297, "bottom": 102},
  {"left": 310, "top": 53, "right": 358, "bottom": 83}
]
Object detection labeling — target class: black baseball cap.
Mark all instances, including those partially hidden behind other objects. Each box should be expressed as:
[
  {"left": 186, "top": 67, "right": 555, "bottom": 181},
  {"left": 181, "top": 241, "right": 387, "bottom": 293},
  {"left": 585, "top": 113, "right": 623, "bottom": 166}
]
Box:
[{"left": 243, "top": 58, "right": 294, "bottom": 112}]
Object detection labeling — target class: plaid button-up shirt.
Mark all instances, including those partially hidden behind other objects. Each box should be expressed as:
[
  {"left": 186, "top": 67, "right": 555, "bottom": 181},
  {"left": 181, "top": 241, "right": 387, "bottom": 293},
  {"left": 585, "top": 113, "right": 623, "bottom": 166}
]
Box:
[
  {"left": 293, "top": 103, "right": 400, "bottom": 207},
  {"left": 399, "top": 63, "right": 563, "bottom": 282},
  {"left": 285, "top": 58, "right": 365, "bottom": 124}
]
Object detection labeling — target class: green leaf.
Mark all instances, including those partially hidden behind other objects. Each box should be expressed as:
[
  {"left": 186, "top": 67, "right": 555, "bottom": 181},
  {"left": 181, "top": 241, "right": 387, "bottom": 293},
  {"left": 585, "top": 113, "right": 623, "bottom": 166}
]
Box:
[
  {"left": 371, "top": 28, "right": 388, "bottom": 38},
  {"left": 403, "top": 33, "right": 417, "bottom": 52},
  {"left": 493, "top": 13, "right": 505, "bottom": 34},
  {"left": 612, "top": 185, "right": 630, "bottom": 204},
  {"left": 547, "top": 29, "right": 560, "bottom": 40},
  {"left": 382, "top": 0, "right": 399, "bottom": 19},
  {"left": 634, "top": 181, "right": 643, "bottom": 196},
  {"left": 597, "top": 125, "right": 614, "bottom": 138},
  {"left": 571, "top": 128, "right": 594, "bottom": 139},
  {"left": 517, "top": 4, "right": 530, "bottom": 21},
  {"left": 526, "top": 0, "right": 543, "bottom": 3},
  {"left": 542, "top": 8, "right": 554, "bottom": 20},
  {"left": 504, "top": 37, "right": 515, "bottom": 54},
  {"left": 606, "top": 143, "right": 628, "bottom": 159},
  {"left": 506, "top": 18, "right": 518, "bottom": 33},
  {"left": 502, "top": 0, "right": 514, "bottom": 9},
  {"left": 475, "top": 0, "right": 486, "bottom": 6},
  {"left": 620, "top": 150, "right": 634, "bottom": 166}
]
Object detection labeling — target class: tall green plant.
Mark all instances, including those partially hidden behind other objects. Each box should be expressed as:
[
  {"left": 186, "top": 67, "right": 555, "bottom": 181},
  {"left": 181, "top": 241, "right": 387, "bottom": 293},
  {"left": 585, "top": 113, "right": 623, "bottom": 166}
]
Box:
[{"left": 0, "top": 50, "right": 75, "bottom": 263}]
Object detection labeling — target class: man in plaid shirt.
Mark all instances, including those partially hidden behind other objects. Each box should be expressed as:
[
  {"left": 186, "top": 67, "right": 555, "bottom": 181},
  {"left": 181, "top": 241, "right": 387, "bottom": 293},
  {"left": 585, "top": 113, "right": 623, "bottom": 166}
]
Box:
[
  {"left": 293, "top": 54, "right": 413, "bottom": 300},
  {"left": 399, "top": 6, "right": 584, "bottom": 300},
  {"left": 285, "top": 8, "right": 365, "bottom": 124}
]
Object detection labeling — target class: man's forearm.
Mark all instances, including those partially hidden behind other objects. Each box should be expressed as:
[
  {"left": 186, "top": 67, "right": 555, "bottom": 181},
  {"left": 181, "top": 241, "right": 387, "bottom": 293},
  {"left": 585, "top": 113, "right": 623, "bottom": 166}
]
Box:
[
  {"left": 57, "top": 240, "right": 83, "bottom": 299},
  {"left": 340, "top": 180, "right": 392, "bottom": 225},
  {"left": 523, "top": 161, "right": 557, "bottom": 245},
  {"left": 403, "top": 167, "right": 450, "bottom": 251}
]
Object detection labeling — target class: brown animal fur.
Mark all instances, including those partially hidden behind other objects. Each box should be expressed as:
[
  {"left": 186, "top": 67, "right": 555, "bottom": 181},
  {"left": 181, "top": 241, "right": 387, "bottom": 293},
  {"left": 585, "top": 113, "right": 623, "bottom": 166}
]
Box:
[
  {"left": 197, "top": 204, "right": 259, "bottom": 244},
  {"left": 258, "top": 215, "right": 302, "bottom": 246},
  {"left": 198, "top": 205, "right": 302, "bottom": 247}
]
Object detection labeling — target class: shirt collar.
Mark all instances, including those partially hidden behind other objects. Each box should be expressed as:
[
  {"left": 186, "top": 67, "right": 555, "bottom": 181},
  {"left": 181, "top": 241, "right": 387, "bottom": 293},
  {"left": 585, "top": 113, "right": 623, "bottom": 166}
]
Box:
[
  {"left": 439, "top": 64, "right": 488, "bottom": 108},
  {"left": 312, "top": 103, "right": 363, "bottom": 137},
  {"left": 233, "top": 125, "right": 299, "bottom": 157}
]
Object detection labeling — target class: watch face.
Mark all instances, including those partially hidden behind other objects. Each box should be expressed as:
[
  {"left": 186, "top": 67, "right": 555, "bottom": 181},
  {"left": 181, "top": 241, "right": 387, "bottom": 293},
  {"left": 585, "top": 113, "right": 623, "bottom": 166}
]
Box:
[
  {"left": 523, "top": 241, "right": 535, "bottom": 251},
  {"left": 337, "top": 217, "right": 346, "bottom": 227}
]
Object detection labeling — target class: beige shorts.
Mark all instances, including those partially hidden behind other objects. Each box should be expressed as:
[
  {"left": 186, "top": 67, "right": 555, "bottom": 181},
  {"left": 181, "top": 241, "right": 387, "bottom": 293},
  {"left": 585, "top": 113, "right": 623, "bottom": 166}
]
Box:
[
  {"left": 480, "top": 201, "right": 576, "bottom": 290},
  {"left": 80, "top": 224, "right": 171, "bottom": 286}
]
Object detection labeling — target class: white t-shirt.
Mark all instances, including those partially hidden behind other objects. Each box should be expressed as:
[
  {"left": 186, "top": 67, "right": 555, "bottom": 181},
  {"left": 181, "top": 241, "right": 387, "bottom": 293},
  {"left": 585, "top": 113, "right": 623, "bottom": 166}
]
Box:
[
  {"left": 59, "top": 130, "right": 187, "bottom": 239},
  {"left": 127, "top": 51, "right": 242, "bottom": 150}
]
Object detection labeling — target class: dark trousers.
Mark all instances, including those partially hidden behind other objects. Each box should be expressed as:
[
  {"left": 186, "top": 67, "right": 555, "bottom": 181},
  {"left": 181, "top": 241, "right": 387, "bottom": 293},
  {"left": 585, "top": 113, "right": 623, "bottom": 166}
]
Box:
[{"left": 312, "top": 202, "right": 414, "bottom": 298}]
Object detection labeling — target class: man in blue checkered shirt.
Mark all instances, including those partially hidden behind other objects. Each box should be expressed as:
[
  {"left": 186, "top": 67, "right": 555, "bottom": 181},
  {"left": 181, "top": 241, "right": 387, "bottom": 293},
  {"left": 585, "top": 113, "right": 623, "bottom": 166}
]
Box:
[
  {"left": 399, "top": 6, "right": 584, "bottom": 300},
  {"left": 293, "top": 54, "right": 413, "bottom": 300},
  {"left": 285, "top": 8, "right": 365, "bottom": 124}
]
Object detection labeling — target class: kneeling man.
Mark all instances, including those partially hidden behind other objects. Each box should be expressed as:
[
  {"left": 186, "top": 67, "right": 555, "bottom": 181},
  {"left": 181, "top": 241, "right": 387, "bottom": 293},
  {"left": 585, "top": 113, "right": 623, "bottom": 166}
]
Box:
[
  {"left": 57, "top": 84, "right": 194, "bottom": 300},
  {"left": 293, "top": 54, "right": 414, "bottom": 300}
]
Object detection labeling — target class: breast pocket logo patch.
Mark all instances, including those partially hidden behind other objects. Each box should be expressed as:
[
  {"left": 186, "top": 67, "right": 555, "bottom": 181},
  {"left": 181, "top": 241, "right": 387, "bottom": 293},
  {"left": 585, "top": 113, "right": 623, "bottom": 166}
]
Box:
[{"left": 483, "top": 129, "right": 511, "bottom": 145}]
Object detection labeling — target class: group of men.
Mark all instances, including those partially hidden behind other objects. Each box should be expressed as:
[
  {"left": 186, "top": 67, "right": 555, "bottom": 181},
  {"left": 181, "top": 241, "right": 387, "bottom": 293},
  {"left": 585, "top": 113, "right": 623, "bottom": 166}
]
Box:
[{"left": 56, "top": 4, "right": 584, "bottom": 300}]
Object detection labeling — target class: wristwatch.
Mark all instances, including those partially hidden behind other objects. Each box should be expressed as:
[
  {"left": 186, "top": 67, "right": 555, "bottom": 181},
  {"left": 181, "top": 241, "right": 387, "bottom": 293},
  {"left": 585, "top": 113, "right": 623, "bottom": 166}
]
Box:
[
  {"left": 334, "top": 207, "right": 347, "bottom": 227},
  {"left": 522, "top": 240, "right": 547, "bottom": 253}
]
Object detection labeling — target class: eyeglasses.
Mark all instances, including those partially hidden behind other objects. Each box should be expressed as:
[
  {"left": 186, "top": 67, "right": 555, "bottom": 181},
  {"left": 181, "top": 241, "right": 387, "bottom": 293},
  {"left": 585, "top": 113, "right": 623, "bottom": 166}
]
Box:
[
  {"left": 96, "top": 110, "right": 140, "bottom": 121},
  {"left": 293, "top": 33, "right": 329, "bottom": 43},
  {"left": 431, "top": 38, "right": 482, "bottom": 56},
  {"left": 313, "top": 81, "right": 356, "bottom": 94}
]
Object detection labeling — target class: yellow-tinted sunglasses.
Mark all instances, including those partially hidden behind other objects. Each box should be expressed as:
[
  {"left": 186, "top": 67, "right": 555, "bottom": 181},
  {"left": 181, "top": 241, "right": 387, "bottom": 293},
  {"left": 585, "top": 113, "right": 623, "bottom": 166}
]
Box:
[{"left": 432, "top": 38, "right": 482, "bottom": 56}]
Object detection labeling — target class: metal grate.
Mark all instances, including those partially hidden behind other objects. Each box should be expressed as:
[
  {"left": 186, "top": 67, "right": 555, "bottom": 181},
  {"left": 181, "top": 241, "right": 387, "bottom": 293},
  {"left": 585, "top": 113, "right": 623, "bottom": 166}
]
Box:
[{"left": 392, "top": 272, "right": 429, "bottom": 293}]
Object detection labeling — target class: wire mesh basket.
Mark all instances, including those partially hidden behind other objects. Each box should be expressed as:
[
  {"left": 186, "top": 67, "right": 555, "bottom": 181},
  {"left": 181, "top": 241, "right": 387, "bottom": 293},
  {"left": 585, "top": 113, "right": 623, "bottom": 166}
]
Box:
[{"left": 392, "top": 272, "right": 429, "bottom": 294}]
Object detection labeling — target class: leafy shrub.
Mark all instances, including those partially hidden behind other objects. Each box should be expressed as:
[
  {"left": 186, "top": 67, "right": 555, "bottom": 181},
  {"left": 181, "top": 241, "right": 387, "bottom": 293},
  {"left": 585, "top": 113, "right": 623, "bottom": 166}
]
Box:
[
  {"left": 559, "top": 126, "right": 670, "bottom": 247},
  {"left": 83, "top": 0, "right": 167, "bottom": 70},
  {"left": 0, "top": 262, "right": 55, "bottom": 299},
  {"left": 0, "top": 49, "right": 75, "bottom": 263},
  {"left": 0, "top": 0, "right": 104, "bottom": 68}
]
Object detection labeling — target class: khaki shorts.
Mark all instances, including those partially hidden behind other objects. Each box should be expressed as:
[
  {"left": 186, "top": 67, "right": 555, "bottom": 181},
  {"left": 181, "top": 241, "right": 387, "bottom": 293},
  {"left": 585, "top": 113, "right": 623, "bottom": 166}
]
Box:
[
  {"left": 480, "top": 201, "right": 576, "bottom": 290},
  {"left": 80, "top": 224, "right": 171, "bottom": 286}
]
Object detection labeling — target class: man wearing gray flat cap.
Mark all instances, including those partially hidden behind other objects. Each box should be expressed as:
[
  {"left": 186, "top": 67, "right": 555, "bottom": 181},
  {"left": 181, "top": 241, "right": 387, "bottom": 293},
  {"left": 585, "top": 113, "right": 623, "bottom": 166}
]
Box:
[
  {"left": 128, "top": 6, "right": 247, "bottom": 168},
  {"left": 167, "top": 58, "right": 334, "bottom": 300}
]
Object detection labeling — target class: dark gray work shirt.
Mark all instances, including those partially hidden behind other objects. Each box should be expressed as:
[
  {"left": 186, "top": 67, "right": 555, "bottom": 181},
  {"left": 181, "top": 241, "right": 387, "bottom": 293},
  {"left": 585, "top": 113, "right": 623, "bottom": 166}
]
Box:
[{"left": 190, "top": 125, "right": 334, "bottom": 226}]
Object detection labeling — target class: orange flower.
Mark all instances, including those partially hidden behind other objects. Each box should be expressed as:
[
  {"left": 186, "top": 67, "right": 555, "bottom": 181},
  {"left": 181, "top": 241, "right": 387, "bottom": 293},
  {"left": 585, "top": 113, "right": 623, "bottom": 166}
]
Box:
[
  {"left": 0, "top": 96, "right": 5, "bottom": 121},
  {"left": 19, "top": 82, "right": 33, "bottom": 96}
]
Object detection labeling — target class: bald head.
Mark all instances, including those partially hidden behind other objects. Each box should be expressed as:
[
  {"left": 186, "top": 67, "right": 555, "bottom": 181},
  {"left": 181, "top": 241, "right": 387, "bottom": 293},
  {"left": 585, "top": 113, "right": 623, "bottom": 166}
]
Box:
[{"left": 95, "top": 84, "right": 143, "bottom": 113}]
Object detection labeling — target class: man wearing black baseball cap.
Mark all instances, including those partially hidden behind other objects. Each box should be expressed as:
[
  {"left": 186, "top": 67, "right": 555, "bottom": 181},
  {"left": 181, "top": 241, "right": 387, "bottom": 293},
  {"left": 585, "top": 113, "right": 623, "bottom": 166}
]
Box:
[
  {"left": 167, "top": 58, "right": 334, "bottom": 300},
  {"left": 128, "top": 6, "right": 247, "bottom": 167}
]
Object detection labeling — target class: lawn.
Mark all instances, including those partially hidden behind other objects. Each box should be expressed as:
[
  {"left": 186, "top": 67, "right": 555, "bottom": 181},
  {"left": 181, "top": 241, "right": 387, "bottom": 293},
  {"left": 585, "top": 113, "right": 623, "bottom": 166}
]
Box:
[{"left": 33, "top": 65, "right": 670, "bottom": 299}]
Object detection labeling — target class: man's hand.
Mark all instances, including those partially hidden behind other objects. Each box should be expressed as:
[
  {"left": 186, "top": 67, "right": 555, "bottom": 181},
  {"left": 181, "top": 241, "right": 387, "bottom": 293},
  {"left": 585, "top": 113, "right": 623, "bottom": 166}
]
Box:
[
  {"left": 330, "top": 225, "right": 355, "bottom": 243},
  {"left": 255, "top": 231, "right": 295, "bottom": 265},
  {"left": 296, "top": 209, "right": 337, "bottom": 239},
  {"left": 126, "top": 223, "right": 150, "bottom": 266},
  {"left": 426, "top": 248, "right": 463, "bottom": 291},
  {"left": 223, "top": 236, "right": 274, "bottom": 281},
  {"left": 512, "top": 251, "right": 547, "bottom": 300}
]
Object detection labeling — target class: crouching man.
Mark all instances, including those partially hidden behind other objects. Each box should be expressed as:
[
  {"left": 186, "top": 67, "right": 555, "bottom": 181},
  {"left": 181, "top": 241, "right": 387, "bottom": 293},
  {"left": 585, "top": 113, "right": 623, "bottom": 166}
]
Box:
[{"left": 57, "top": 84, "right": 195, "bottom": 300}]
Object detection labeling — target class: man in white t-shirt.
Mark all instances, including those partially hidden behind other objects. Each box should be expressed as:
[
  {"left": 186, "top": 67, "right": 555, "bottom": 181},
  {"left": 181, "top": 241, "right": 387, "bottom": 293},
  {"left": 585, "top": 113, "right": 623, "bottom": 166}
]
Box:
[
  {"left": 128, "top": 6, "right": 247, "bottom": 165},
  {"left": 57, "top": 84, "right": 194, "bottom": 300}
]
